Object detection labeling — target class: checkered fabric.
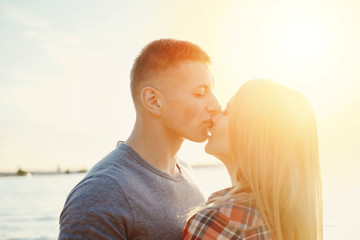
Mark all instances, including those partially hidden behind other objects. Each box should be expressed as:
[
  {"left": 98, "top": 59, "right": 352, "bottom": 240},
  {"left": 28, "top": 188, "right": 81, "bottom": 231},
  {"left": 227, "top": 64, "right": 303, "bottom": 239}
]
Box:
[{"left": 183, "top": 188, "right": 274, "bottom": 240}]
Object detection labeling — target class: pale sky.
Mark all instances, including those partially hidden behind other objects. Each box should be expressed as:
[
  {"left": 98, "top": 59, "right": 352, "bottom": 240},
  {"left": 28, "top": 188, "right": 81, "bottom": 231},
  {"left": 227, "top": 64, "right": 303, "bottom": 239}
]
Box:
[{"left": 1, "top": 0, "right": 359, "bottom": 189}]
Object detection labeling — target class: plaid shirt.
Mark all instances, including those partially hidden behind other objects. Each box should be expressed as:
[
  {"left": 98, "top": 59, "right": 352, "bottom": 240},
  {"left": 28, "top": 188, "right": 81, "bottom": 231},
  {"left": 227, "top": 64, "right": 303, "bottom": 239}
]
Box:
[{"left": 183, "top": 188, "right": 274, "bottom": 240}]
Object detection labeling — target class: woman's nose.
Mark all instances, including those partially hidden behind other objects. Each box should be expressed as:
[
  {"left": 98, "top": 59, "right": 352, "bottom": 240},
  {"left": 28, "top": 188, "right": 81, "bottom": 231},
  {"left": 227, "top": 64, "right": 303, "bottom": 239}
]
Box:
[{"left": 212, "top": 112, "right": 222, "bottom": 123}]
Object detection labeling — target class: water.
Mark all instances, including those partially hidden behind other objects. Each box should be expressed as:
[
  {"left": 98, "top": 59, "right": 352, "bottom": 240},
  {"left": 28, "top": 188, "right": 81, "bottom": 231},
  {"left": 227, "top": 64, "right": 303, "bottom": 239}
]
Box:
[
  {"left": 0, "top": 166, "right": 230, "bottom": 240},
  {"left": 0, "top": 165, "right": 358, "bottom": 239},
  {"left": 0, "top": 174, "right": 84, "bottom": 239}
]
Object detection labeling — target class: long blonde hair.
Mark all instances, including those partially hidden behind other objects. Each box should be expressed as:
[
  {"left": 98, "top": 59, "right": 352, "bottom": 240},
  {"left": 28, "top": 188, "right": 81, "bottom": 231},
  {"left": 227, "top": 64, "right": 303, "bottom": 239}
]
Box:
[{"left": 228, "top": 79, "right": 323, "bottom": 240}]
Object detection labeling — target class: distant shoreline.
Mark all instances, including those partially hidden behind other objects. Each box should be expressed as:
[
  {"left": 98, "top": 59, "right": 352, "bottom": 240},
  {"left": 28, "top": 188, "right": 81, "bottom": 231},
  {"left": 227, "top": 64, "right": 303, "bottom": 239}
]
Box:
[
  {"left": 0, "top": 163, "right": 222, "bottom": 177},
  {"left": 0, "top": 169, "right": 88, "bottom": 177}
]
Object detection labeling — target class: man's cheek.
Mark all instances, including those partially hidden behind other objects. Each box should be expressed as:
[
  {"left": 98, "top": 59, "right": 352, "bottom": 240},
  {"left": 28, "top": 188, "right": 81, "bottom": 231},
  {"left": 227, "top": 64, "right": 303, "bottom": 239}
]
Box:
[{"left": 184, "top": 107, "right": 198, "bottom": 122}]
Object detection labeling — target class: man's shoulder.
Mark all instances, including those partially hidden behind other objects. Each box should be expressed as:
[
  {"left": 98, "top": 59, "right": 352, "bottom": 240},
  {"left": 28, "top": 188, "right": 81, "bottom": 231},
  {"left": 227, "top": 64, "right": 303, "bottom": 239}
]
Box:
[
  {"left": 65, "top": 144, "right": 139, "bottom": 199},
  {"left": 59, "top": 160, "right": 133, "bottom": 239},
  {"left": 87, "top": 143, "right": 138, "bottom": 177}
]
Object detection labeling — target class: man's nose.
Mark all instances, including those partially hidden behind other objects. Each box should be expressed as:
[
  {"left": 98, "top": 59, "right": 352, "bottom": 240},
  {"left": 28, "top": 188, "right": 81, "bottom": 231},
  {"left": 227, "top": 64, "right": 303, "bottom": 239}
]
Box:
[{"left": 207, "top": 92, "right": 221, "bottom": 115}]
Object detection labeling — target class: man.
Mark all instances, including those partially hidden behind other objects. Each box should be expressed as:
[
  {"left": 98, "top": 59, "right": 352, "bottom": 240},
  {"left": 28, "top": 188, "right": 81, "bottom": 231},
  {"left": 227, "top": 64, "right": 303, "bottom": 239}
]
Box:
[{"left": 59, "top": 39, "right": 221, "bottom": 239}]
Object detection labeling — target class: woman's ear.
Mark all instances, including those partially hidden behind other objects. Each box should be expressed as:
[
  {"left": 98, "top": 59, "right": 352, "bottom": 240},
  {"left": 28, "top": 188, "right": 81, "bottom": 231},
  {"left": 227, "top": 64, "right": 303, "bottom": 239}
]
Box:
[{"left": 140, "top": 86, "right": 161, "bottom": 115}]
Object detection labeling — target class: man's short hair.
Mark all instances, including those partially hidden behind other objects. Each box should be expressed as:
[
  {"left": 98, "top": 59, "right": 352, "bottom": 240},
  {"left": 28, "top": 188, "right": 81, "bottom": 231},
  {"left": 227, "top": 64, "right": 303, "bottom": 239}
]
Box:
[{"left": 130, "top": 39, "right": 211, "bottom": 101}]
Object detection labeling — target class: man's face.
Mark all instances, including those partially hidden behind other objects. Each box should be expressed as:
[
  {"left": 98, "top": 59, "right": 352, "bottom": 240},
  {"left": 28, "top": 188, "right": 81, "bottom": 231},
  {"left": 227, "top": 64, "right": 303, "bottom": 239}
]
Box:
[{"left": 157, "top": 61, "right": 221, "bottom": 142}]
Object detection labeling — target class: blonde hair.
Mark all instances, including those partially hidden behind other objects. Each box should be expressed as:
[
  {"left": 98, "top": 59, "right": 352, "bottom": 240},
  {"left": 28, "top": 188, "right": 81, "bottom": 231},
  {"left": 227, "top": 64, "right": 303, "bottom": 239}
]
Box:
[{"left": 227, "top": 79, "right": 323, "bottom": 239}]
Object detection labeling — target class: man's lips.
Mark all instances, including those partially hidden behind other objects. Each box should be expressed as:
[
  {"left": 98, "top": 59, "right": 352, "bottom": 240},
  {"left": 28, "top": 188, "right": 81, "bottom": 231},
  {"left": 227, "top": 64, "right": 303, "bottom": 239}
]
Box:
[{"left": 204, "top": 119, "right": 213, "bottom": 128}]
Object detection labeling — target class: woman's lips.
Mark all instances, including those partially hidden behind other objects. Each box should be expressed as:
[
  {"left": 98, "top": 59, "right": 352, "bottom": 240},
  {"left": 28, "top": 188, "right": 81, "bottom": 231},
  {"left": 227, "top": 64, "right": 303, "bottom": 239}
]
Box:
[{"left": 204, "top": 119, "right": 213, "bottom": 137}]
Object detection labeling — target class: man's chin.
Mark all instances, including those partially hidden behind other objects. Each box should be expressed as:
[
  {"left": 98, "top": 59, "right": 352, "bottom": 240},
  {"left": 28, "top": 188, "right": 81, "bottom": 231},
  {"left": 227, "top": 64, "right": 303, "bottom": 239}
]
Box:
[{"left": 187, "top": 135, "right": 208, "bottom": 143}]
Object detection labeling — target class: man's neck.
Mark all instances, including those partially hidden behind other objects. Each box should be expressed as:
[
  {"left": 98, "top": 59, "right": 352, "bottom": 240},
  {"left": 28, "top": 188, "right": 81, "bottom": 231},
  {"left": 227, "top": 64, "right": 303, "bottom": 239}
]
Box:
[{"left": 125, "top": 121, "right": 184, "bottom": 176}]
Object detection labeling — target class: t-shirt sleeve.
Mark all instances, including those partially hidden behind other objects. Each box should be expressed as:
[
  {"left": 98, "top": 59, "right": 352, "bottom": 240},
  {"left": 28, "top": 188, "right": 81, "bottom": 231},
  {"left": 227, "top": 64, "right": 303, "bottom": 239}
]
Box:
[{"left": 59, "top": 176, "right": 133, "bottom": 240}]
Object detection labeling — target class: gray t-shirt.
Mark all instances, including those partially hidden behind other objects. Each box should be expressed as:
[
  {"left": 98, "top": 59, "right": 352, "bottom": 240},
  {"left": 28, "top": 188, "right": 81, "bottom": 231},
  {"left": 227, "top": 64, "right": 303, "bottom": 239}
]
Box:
[{"left": 59, "top": 142, "right": 205, "bottom": 239}]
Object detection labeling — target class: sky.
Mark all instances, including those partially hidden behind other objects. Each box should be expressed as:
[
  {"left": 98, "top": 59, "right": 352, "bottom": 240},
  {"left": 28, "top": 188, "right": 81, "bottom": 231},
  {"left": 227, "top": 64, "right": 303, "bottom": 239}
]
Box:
[{"left": 0, "top": 0, "right": 359, "bottom": 183}]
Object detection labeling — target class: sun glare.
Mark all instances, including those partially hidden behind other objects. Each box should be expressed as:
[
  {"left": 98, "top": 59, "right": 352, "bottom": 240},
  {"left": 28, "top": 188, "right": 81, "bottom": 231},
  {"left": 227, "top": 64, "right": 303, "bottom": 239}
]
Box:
[
  {"left": 272, "top": 12, "right": 329, "bottom": 66},
  {"left": 215, "top": 6, "right": 343, "bottom": 115},
  {"left": 281, "top": 21, "right": 320, "bottom": 58}
]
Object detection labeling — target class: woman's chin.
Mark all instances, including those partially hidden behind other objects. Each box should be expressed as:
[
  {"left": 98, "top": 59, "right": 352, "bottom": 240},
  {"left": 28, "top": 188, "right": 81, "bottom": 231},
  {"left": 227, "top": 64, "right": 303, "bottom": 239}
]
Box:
[
  {"left": 204, "top": 143, "right": 219, "bottom": 159},
  {"left": 204, "top": 141, "right": 212, "bottom": 155}
]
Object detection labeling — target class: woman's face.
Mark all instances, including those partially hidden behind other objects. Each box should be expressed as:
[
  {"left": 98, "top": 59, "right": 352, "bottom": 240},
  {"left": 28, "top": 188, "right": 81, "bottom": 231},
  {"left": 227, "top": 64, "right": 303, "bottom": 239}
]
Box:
[{"left": 205, "top": 97, "right": 233, "bottom": 162}]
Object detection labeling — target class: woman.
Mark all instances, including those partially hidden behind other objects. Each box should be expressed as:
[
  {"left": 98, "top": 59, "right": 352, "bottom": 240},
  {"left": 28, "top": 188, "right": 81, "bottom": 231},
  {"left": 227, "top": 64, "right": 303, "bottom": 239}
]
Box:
[{"left": 183, "top": 79, "right": 323, "bottom": 240}]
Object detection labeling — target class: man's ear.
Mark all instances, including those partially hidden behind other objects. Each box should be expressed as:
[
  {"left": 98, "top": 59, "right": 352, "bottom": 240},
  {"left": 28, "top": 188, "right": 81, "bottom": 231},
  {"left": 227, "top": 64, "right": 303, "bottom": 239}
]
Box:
[{"left": 140, "top": 87, "right": 162, "bottom": 115}]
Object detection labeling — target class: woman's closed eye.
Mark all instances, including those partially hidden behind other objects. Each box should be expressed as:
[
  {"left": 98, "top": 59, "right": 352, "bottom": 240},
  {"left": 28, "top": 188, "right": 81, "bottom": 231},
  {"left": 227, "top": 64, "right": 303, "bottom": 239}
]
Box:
[
  {"left": 221, "top": 102, "right": 231, "bottom": 115},
  {"left": 222, "top": 108, "right": 229, "bottom": 115}
]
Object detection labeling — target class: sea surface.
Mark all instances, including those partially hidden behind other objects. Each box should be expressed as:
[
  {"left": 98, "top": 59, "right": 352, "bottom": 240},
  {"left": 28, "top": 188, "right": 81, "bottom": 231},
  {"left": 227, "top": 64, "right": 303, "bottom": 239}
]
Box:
[{"left": 0, "top": 165, "right": 357, "bottom": 239}]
